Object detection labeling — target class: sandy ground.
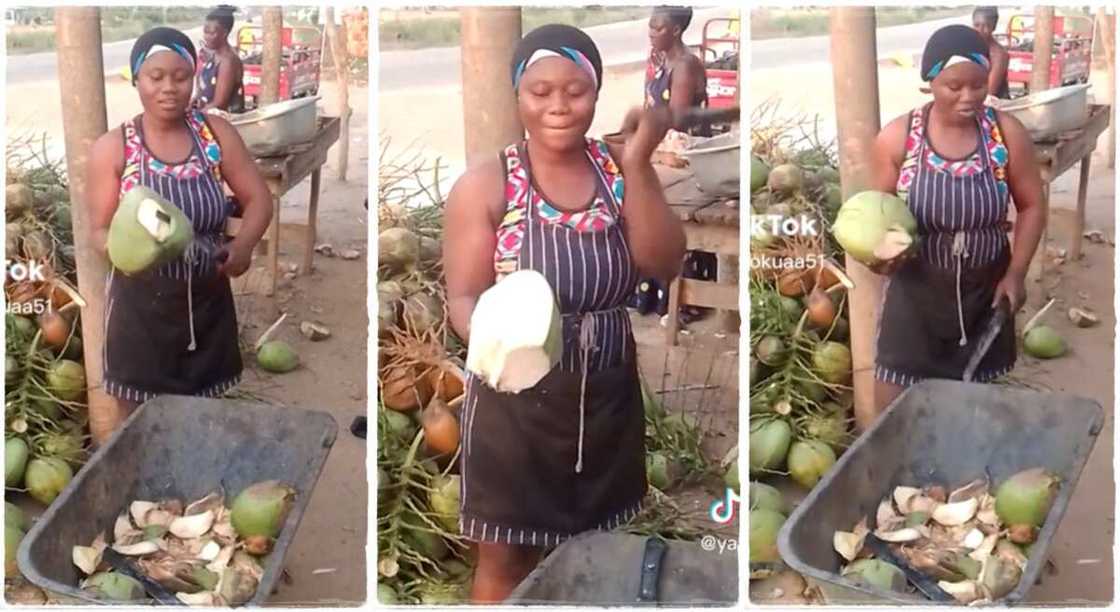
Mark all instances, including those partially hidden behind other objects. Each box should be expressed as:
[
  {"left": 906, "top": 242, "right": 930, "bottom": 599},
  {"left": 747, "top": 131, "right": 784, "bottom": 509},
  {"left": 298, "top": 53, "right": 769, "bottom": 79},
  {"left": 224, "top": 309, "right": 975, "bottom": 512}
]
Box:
[
  {"left": 750, "top": 60, "right": 1116, "bottom": 605},
  {"left": 5, "top": 75, "right": 371, "bottom": 605}
]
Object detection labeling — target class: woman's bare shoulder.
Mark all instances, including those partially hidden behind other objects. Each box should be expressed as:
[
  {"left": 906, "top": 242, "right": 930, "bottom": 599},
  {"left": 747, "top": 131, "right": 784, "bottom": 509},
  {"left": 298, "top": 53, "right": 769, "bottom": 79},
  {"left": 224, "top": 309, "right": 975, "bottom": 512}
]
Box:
[
  {"left": 91, "top": 127, "right": 125, "bottom": 166},
  {"left": 448, "top": 154, "right": 507, "bottom": 225}
]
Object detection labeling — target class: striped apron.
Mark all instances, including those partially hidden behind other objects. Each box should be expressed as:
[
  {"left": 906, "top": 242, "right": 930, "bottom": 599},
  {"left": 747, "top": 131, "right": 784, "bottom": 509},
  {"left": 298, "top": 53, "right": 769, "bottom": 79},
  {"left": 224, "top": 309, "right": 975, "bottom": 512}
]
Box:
[
  {"left": 875, "top": 104, "right": 1016, "bottom": 385},
  {"left": 102, "top": 111, "right": 242, "bottom": 402},
  {"left": 457, "top": 141, "right": 647, "bottom": 546}
]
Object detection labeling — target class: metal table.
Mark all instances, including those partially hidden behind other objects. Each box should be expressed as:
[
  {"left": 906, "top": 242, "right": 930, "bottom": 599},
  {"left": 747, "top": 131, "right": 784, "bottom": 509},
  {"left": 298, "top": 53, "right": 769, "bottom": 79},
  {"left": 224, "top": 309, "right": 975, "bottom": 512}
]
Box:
[
  {"left": 1028, "top": 104, "right": 1110, "bottom": 290},
  {"left": 227, "top": 116, "right": 340, "bottom": 297},
  {"left": 659, "top": 165, "right": 741, "bottom": 346}
]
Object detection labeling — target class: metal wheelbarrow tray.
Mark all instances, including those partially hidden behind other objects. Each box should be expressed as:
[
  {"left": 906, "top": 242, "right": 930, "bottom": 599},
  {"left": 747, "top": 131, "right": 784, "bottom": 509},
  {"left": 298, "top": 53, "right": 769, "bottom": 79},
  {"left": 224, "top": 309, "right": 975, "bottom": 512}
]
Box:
[
  {"left": 776, "top": 380, "right": 1103, "bottom": 605},
  {"left": 16, "top": 395, "right": 338, "bottom": 606},
  {"left": 505, "top": 531, "right": 738, "bottom": 606}
]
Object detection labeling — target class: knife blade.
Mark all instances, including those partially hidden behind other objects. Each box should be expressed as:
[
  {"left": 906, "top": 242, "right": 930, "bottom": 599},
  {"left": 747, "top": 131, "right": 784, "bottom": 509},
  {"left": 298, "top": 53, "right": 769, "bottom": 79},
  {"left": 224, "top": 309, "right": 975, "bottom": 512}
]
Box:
[
  {"left": 100, "top": 547, "right": 185, "bottom": 605},
  {"left": 863, "top": 534, "right": 955, "bottom": 602},
  {"left": 962, "top": 297, "right": 1011, "bottom": 382}
]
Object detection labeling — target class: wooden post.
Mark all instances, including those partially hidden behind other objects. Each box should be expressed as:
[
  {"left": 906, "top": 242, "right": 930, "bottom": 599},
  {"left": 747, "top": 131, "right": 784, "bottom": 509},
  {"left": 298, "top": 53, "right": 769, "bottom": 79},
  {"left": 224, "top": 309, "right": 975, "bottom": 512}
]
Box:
[
  {"left": 460, "top": 7, "right": 523, "bottom": 165},
  {"left": 55, "top": 8, "right": 115, "bottom": 444},
  {"left": 830, "top": 7, "right": 884, "bottom": 432},
  {"left": 324, "top": 7, "right": 350, "bottom": 181},
  {"left": 1097, "top": 8, "right": 1115, "bottom": 169},
  {"left": 1030, "top": 6, "right": 1055, "bottom": 94},
  {"left": 260, "top": 7, "right": 283, "bottom": 105}
]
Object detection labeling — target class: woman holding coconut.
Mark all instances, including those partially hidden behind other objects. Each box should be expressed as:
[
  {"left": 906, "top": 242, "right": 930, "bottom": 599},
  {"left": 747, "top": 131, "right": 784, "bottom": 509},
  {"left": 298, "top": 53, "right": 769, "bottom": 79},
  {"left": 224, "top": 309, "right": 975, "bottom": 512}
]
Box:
[
  {"left": 85, "top": 28, "right": 272, "bottom": 420},
  {"left": 442, "top": 24, "right": 686, "bottom": 603},
  {"left": 865, "top": 25, "right": 1045, "bottom": 428}
]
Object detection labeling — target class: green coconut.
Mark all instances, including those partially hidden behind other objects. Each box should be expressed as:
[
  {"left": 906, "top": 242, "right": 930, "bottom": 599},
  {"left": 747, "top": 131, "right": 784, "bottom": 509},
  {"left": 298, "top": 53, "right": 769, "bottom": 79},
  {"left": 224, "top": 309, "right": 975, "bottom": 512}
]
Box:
[
  {"left": 256, "top": 341, "right": 299, "bottom": 373},
  {"left": 428, "top": 474, "right": 461, "bottom": 533},
  {"left": 38, "top": 431, "right": 85, "bottom": 467},
  {"left": 108, "top": 185, "right": 194, "bottom": 275},
  {"left": 6, "top": 523, "right": 23, "bottom": 575},
  {"left": 995, "top": 468, "right": 1060, "bottom": 529},
  {"left": 749, "top": 419, "right": 793, "bottom": 475},
  {"left": 843, "top": 558, "right": 907, "bottom": 592},
  {"left": 751, "top": 156, "right": 770, "bottom": 193},
  {"left": 382, "top": 409, "right": 418, "bottom": 441},
  {"left": 832, "top": 190, "right": 918, "bottom": 267},
  {"left": 378, "top": 583, "right": 400, "bottom": 605},
  {"left": 378, "top": 227, "right": 421, "bottom": 273},
  {"left": 83, "top": 572, "right": 145, "bottom": 602},
  {"left": 812, "top": 341, "right": 852, "bottom": 385},
  {"left": 749, "top": 508, "right": 786, "bottom": 563},
  {"left": 767, "top": 164, "right": 804, "bottom": 195},
  {"left": 403, "top": 522, "right": 450, "bottom": 560},
  {"left": 5, "top": 437, "right": 29, "bottom": 488},
  {"left": 230, "top": 480, "right": 297, "bottom": 540},
  {"left": 5, "top": 502, "right": 28, "bottom": 532},
  {"left": 749, "top": 481, "right": 789, "bottom": 514},
  {"left": 24, "top": 456, "right": 73, "bottom": 505},
  {"left": 755, "top": 335, "right": 787, "bottom": 367},
  {"left": 1023, "top": 326, "right": 1067, "bottom": 359},
  {"left": 803, "top": 411, "right": 850, "bottom": 454},
  {"left": 418, "top": 582, "right": 462, "bottom": 605},
  {"left": 786, "top": 439, "right": 837, "bottom": 490},
  {"left": 46, "top": 360, "right": 86, "bottom": 402},
  {"left": 646, "top": 452, "right": 673, "bottom": 490}
]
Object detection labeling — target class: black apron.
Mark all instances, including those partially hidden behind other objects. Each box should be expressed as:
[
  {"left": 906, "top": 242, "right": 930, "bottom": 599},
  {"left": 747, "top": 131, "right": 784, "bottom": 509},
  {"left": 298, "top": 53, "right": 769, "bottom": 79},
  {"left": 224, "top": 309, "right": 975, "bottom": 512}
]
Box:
[{"left": 458, "top": 142, "right": 647, "bottom": 546}]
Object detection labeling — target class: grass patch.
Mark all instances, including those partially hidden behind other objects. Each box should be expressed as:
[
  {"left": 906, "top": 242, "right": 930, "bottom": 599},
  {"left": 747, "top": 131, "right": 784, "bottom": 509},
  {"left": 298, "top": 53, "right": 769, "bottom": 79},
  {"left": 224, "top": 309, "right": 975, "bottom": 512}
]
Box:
[
  {"left": 751, "top": 6, "right": 966, "bottom": 40},
  {"left": 7, "top": 7, "right": 211, "bottom": 55},
  {"left": 380, "top": 7, "right": 651, "bottom": 51}
]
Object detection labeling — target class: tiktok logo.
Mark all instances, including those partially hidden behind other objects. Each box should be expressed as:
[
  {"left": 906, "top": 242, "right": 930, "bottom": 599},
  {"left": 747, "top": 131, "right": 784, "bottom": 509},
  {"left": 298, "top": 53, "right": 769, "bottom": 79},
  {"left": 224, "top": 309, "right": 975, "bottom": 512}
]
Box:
[{"left": 709, "top": 487, "right": 740, "bottom": 524}]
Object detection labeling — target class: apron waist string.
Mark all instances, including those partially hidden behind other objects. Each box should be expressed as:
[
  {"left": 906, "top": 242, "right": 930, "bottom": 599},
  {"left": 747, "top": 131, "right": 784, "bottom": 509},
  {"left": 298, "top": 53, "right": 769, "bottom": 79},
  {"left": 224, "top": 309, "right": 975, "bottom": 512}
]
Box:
[
  {"left": 952, "top": 231, "right": 968, "bottom": 347},
  {"left": 575, "top": 311, "right": 596, "bottom": 474}
]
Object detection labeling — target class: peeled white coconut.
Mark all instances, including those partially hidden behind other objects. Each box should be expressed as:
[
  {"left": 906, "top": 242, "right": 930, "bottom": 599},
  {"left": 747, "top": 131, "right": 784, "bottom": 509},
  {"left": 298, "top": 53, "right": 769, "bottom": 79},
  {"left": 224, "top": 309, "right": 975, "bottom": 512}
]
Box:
[{"left": 465, "top": 270, "right": 562, "bottom": 393}]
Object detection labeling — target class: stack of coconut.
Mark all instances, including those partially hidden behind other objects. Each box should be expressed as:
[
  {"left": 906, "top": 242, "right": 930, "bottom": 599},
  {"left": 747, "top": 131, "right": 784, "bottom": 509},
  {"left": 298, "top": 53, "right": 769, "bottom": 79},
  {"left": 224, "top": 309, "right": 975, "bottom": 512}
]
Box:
[
  {"left": 831, "top": 468, "right": 1059, "bottom": 604},
  {"left": 70, "top": 481, "right": 294, "bottom": 606}
]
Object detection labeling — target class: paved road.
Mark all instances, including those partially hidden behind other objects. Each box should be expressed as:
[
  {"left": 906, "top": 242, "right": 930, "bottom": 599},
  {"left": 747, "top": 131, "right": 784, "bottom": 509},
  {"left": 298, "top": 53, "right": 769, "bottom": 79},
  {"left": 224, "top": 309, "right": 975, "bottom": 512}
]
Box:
[
  {"left": 379, "top": 7, "right": 737, "bottom": 92},
  {"left": 750, "top": 13, "right": 971, "bottom": 70},
  {"left": 7, "top": 25, "right": 205, "bottom": 84}
]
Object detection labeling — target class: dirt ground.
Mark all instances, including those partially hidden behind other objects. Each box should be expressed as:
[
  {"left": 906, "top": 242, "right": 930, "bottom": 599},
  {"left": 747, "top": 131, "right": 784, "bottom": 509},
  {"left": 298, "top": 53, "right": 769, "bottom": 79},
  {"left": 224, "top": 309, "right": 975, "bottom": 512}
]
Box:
[
  {"left": 749, "top": 60, "right": 1116, "bottom": 605},
  {"left": 5, "top": 75, "right": 370, "bottom": 605}
]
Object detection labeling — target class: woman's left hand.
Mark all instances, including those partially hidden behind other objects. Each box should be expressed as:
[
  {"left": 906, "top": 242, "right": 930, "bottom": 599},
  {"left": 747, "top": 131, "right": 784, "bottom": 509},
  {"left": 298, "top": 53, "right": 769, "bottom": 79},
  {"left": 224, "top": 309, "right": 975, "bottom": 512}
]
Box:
[
  {"left": 216, "top": 240, "right": 253, "bottom": 278},
  {"left": 992, "top": 270, "right": 1026, "bottom": 313}
]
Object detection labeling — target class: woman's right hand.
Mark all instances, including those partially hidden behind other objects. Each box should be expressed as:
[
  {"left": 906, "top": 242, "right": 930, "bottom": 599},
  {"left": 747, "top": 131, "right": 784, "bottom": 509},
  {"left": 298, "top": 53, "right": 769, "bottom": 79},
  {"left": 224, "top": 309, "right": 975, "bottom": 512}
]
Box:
[
  {"left": 618, "top": 106, "right": 673, "bottom": 168},
  {"left": 868, "top": 248, "right": 915, "bottom": 276}
]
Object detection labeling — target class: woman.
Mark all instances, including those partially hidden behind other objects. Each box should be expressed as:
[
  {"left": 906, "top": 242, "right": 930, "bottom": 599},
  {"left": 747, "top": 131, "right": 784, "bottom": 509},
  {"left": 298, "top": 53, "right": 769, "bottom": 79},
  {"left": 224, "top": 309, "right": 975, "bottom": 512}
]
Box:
[
  {"left": 193, "top": 5, "right": 245, "bottom": 113},
  {"left": 86, "top": 28, "right": 272, "bottom": 413},
  {"left": 442, "top": 24, "right": 686, "bottom": 603},
  {"left": 633, "top": 5, "right": 715, "bottom": 320},
  {"left": 972, "top": 6, "right": 1011, "bottom": 100},
  {"left": 866, "top": 25, "right": 1045, "bottom": 429}
]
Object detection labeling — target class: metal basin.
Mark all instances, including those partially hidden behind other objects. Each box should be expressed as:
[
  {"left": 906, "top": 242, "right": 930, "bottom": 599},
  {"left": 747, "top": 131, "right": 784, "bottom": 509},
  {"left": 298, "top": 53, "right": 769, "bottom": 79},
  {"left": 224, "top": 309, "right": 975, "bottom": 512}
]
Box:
[
  {"left": 681, "top": 131, "right": 740, "bottom": 198},
  {"left": 992, "top": 84, "right": 1091, "bottom": 141},
  {"left": 230, "top": 96, "right": 320, "bottom": 157}
]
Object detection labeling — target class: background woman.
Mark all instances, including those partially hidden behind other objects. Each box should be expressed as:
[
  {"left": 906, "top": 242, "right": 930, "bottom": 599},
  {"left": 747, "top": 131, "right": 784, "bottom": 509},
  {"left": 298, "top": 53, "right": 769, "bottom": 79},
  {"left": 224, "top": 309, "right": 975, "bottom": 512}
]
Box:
[
  {"left": 86, "top": 27, "right": 272, "bottom": 414},
  {"left": 633, "top": 5, "right": 715, "bottom": 320},
  {"left": 866, "top": 25, "right": 1045, "bottom": 429},
  {"left": 194, "top": 5, "right": 245, "bottom": 113},
  {"left": 972, "top": 6, "right": 1011, "bottom": 100},
  {"left": 442, "top": 24, "right": 685, "bottom": 603}
]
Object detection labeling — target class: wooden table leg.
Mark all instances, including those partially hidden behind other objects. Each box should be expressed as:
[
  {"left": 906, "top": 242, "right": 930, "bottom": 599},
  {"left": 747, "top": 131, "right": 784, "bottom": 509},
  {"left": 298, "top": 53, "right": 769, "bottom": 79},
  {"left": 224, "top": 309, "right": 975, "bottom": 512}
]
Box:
[
  {"left": 267, "top": 195, "right": 281, "bottom": 297},
  {"left": 304, "top": 169, "right": 321, "bottom": 275},
  {"left": 1029, "top": 182, "right": 1051, "bottom": 304},
  {"left": 665, "top": 277, "right": 682, "bottom": 346},
  {"left": 1070, "top": 154, "right": 1092, "bottom": 262}
]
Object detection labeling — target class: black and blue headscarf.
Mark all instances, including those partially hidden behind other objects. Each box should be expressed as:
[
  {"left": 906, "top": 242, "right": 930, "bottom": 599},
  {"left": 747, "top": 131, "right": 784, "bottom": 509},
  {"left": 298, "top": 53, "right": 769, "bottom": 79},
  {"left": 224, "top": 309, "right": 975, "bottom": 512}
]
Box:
[
  {"left": 129, "top": 27, "right": 197, "bottom": 86},
  {"left": 511, "top": 24, "right": 603, "bottom": 93},
  {"left": 921, "top": 24, "right": 991, "bottom": 82}
]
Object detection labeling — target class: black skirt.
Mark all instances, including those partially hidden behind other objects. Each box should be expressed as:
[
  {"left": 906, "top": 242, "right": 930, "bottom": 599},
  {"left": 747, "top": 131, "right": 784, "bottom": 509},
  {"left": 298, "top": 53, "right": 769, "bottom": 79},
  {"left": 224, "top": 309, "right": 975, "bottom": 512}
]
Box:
[
  {"left": 103, "top": 269, "right": 242, "bottom": 402},
  {"left": 876, "top": 249, "right": 1016, "bottom": 385},
  {"left": 457, "top": 343, "right": 647, "bottom": 546}
]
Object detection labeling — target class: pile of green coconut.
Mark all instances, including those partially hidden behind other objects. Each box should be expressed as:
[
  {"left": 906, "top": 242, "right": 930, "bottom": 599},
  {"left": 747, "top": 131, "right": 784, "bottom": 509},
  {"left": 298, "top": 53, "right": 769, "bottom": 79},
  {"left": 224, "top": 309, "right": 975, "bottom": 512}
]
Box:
[{"left": 69, "top": 481, "right": 295, "bottom": 606}]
